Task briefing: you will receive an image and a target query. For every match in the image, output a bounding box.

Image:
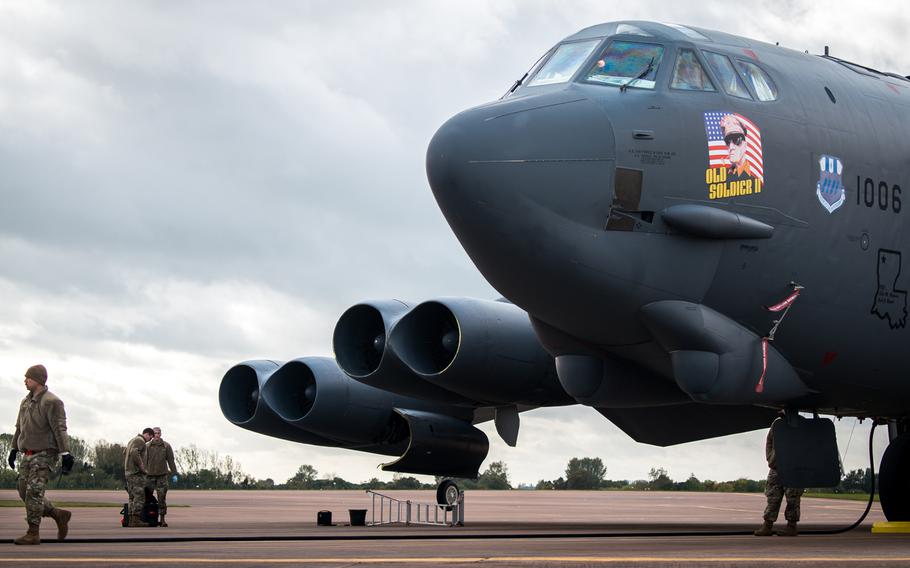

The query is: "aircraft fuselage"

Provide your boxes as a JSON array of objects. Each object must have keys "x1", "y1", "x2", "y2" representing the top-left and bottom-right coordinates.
[{"x1": 427, "y1": 21, "x2": 910, "y2": 416}]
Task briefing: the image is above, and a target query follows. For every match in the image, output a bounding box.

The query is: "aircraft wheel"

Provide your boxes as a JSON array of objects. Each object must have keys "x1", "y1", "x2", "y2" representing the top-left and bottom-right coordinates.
[
  {"x1": 880, "y1": 432, "x2": 910, "y2": 521},
  {"x1": 436, "y1": 479, "x2": 460, "y2": 511}
]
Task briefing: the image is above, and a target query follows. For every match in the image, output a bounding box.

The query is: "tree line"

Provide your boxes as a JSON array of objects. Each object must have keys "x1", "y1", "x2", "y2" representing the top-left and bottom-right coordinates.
[
  {"x1": 533, "y1": 458, "x2": 874, "y2": 494},
  {"x1": 1, "y1": 434, "x2": 872, "y2": 493},
  {"x1": 0, "y1": 432, "x2": 250, "y2": 490}
]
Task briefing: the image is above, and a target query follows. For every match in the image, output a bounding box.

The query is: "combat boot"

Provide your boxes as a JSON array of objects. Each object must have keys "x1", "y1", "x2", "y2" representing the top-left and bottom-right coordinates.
[
  {"x1": 13, "y1": 524, "x2": 40, "y2": 545},
  {"x1": 753, "y1": 520, "x2": 774, "y2": 536},
  {"x1": 777, "y1": 521, "x2": 798, "y2": 536},
  {"x1": 159, "y1": 513, "x2": 168, "y2": 527},
  {"x1": 48, "y1": 508, "x2": 72, "y2": 540}
]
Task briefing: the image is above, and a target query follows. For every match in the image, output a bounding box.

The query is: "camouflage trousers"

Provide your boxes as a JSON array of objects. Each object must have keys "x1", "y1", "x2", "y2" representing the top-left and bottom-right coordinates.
[
  {"x1": 146, "y1": 474, "x2": 169, "y2": 514},
  {"x1": 125, "y1": 474, "x2": 147, "y2": 516},
  {"x1": 17, "y1": 451, "x2": 57, "y2": 526},
  {"x1": 763, "y1": 469, "x2": 804, "y2": 523}
]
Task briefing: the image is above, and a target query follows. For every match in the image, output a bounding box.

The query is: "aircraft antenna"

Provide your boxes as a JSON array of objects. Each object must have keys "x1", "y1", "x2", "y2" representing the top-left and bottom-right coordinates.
[{"x1": 825, "y1": 46, "x2": 830, "y2": 56}]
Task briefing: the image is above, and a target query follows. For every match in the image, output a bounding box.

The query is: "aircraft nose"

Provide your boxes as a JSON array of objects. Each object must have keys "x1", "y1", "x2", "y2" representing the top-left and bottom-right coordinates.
[{"x1": 426, "y1": 94, "x2": 616, "y2": 237}]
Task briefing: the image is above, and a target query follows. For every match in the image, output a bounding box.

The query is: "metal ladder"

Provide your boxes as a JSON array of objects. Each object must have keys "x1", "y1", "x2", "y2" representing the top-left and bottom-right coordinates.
[{"x1": 366, "y1": 489, "x2": 464, "y2": 527}]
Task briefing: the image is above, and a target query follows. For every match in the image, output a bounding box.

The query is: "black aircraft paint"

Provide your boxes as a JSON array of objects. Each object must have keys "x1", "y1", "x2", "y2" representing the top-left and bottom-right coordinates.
[{"x1": 221, "y1": 22, "x2": 910, "y2": 522}]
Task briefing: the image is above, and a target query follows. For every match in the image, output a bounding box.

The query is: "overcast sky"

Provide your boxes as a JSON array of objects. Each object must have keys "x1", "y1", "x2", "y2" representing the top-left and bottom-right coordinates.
[{"x1": 0, "y1": 1, "x2": 903, "y2": 486}]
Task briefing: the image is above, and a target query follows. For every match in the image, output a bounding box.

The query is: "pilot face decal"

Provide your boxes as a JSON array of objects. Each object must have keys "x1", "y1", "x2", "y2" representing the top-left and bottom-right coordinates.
[
  {"x1": 816, "y1": 155, "x2": 845, "y2": 213},
  {"x1": 704, "y1": 111, "x2": 764, "y2": 200}
]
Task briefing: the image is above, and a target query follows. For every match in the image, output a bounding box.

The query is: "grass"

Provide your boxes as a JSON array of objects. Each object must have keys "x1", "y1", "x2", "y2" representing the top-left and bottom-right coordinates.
[
  {"x1": 802, "y1": 492, "x2": 878, "y2": 502},
  {"x1": 1, "y1": 500, "x2": 122, "y2": 508},
  {"x1": 0, "y1": 500, "x2": 189, "y2": 508}
]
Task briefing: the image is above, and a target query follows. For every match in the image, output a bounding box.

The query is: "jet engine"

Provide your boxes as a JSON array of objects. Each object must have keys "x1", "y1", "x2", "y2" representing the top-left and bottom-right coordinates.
[
  {"x1": 390, "y1": 298, "x2": 572, "y2": 406},
  {"x1": 333, "y1": 300, "x2": 471, "y2": 404},
  {"x1": 221, "y1": 357, "x2": 489, "y2": 477},
  {"x1": 262, "y1": 356, "x2": 477, "y2": 456},
  {"x1": 219, "y1": 360, "x2": 339, "y2": 446}
]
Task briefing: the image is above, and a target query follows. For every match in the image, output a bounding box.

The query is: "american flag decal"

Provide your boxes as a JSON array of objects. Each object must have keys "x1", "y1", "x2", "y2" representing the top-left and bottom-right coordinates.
[{"x1": 704, "y1": 111, "x2": 764, "y2": 182}]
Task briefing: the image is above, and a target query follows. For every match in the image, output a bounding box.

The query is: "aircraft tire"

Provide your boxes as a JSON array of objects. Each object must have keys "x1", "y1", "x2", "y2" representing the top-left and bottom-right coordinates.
[
  {"x1": 436, "y1": 479, "x2": 459, "y2": 511},
  {"x1": 879, "y1": 432, "x2": 910, "y2": 521}
]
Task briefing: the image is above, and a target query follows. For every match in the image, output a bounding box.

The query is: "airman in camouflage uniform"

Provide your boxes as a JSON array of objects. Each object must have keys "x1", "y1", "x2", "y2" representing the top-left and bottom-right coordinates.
[
  {"x1": 146, "y1": 426, "x2": 178, "y2": 527},
  {"x1": 755, "y1": 416, "x2": 804, "y2": 536},
  {"x1": 7, "y1": 364, "x2": 74, "y2": 545},
  {"x1": 124, "y1": 428, "x2": 154, "y2": 527}
]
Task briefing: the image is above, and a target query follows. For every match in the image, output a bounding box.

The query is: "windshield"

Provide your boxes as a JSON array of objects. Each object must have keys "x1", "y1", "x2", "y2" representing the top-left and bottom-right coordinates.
[
  {"x1": 584, "y1": 41, "x2": 664, "y2": 89},
  {"x1": 526, "y1": 40, "x2": 601, "y2": 87}
]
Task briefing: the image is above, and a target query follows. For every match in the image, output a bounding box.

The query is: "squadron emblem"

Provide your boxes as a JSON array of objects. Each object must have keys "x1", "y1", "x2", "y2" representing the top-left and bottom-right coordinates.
[{"x1": 816, "y1": 155, "x2": 845, "y2": 213}]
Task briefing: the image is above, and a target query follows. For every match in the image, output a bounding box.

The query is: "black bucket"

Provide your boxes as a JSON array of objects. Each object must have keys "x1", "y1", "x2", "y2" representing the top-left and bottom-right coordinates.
[
  {"x1": 317, "y1": 510, "x2": 332, "y2": 526},
  {"x1": 349, "y1": 508, "x2": 367, "y2": 526}
]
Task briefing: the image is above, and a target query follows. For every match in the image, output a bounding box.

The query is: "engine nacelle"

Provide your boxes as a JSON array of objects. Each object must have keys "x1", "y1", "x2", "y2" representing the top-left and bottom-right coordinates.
[
  {"x1": 390, "y1": 298, "x2": 571, "y2": 406},
  {"x1": 333, "y1": 300, "x2": 471, "y2": 404},
  {"x1": 381, "y1": 408, "x2": 489, "y2": 479},
  {"x1": 261, "y1": 356, "x2": 474, "y2": 455},
  {"x1": 218, "y1": 360, "x2": 338, "y2": 446}
]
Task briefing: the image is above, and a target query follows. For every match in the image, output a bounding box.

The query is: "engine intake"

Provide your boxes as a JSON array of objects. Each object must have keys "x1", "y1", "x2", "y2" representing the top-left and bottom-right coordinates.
[
  {"x1": 391, "y1": 298, "x2": 571, "y2": 405},
  {"x1": 262, "y1": 356, "x2": 473, "y2": 453},
  {"x1": 333, "y1": 300, "x2": 471, "y2": 404},
  {"x1": 218, "y1": 360, "x2": 336, "y2": 446}
]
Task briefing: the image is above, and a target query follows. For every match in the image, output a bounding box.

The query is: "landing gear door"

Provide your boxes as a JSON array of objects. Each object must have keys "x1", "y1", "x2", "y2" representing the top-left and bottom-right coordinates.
[
  {"x1": 773, "y1": 416, "x2": 841, "y2": 488},
  {"x1": 605, "y1": 167, "x2": 644, "y2": 231}
]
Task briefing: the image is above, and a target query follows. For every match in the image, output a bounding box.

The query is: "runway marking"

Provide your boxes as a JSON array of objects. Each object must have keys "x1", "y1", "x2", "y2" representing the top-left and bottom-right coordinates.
[
  {"x1": 696, "y1": 505, "x2": 756, "y2": 513},
  {"x1": 3, "y1": 557, "x2": 910, "y2": 564}
]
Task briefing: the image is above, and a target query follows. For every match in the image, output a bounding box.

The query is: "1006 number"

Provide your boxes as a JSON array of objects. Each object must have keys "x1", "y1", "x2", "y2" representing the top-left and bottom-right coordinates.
[{"x1": 856, "y1": 176, "x2": 902, "y2": 213}]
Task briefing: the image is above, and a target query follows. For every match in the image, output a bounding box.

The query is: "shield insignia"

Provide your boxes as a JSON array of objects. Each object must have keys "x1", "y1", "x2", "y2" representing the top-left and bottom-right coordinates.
[{"x1": 816, "y1": 155, "x2": 845, "y2": 213}]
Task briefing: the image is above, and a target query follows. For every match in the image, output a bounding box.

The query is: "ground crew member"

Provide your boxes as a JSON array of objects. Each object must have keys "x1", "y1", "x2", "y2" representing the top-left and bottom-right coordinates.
[
  {"x1": 755, "y1": 415, "x2": 804, "y2": 536},
  {"x1": 146, "y1": 426, "x2": 178, "y2": 527},
  {"x1": 7, "y1": 364, "x2": 75, "y2": 545},
  {"x1": 124, "y1": 427, "x2": 154, "y2": 527}
]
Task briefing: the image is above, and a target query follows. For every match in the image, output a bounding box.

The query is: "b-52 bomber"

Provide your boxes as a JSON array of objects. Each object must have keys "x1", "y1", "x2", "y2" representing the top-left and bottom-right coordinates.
[{"x1": 220, "y1": 21, "x2": 910, "y2": 521}]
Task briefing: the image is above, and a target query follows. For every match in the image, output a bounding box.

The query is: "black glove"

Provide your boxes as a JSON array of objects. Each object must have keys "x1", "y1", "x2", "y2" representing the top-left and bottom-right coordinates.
[
  {"x1": 61, "y1": 454, "x2": 75, "y2": 475},
  {"x1": 7, "y1": 449, "x2": 16, "y2": 469}
]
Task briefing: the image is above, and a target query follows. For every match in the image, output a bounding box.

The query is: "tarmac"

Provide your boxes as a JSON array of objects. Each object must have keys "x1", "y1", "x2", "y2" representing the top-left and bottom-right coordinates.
[{"x1": 2, "y1": 489, "x2": 909, "y2": 567}]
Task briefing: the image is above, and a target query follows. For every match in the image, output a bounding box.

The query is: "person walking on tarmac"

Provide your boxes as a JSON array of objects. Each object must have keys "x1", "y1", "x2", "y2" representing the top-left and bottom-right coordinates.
[
  {"x1": 146, "y1": 426, "x2": 178, "y2": 527},
  {"x1": 755, "y1": 414, "x2": 804, "y2": 536},
  {"x1": 124, "y1": 427, "x2": 154, "y2": 527},
  {"x1": 7, "y1": 364, "x2": 75, "y2": 545}
]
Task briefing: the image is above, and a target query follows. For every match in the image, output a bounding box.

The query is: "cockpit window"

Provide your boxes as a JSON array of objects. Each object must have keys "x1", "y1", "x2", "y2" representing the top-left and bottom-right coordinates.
[
  {"x1": 670, "y1": 49, "x2": 716, "y2": 92},
  {"x1": 526, "y1": 40, "x2": 600, "y2": 87},
  {"x1": 662, "y1": 23, "x2": 709, "y2": 41},
  {"x1": 615, "y1": 24, "x2": 652, "y2": 37},
  {"x1": 702, "y1": 51, "x2": 752, "y2": 99},
  {"x1": 585, "y1": 41, "x2": 664, "y2": 89},
  {"x1": 736, "y1": 60, "x2": 778, "y2": 101}
]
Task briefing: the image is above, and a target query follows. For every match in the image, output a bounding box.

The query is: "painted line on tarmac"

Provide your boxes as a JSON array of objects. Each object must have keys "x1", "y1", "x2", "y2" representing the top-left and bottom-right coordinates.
[
  {"x1": 695, "y1": 505, "x2": 756, "y2": 514},
  {"x1": 3, "y1": 558, "x2": 910, "y2": 564}
]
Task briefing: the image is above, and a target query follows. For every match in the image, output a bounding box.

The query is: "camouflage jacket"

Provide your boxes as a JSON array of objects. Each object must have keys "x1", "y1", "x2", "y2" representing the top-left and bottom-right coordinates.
[
  {"x1": 13, "y1": 387, "x2": 69, "y2": 453},
  {"x1": 146, "y1": 438, "x2": 178, "y2": 476},
  {"x1": 124, "y1": 435, "x2": 148, "y2": 476},
  {"x1": 766, "y1": 418, "x2": 780, "y2": 470}
]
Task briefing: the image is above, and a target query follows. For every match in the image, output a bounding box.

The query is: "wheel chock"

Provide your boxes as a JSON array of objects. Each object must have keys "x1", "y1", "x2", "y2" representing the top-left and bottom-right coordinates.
[{"x1": 872, "y1": 522, "x2": 910, "y2": 533}]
